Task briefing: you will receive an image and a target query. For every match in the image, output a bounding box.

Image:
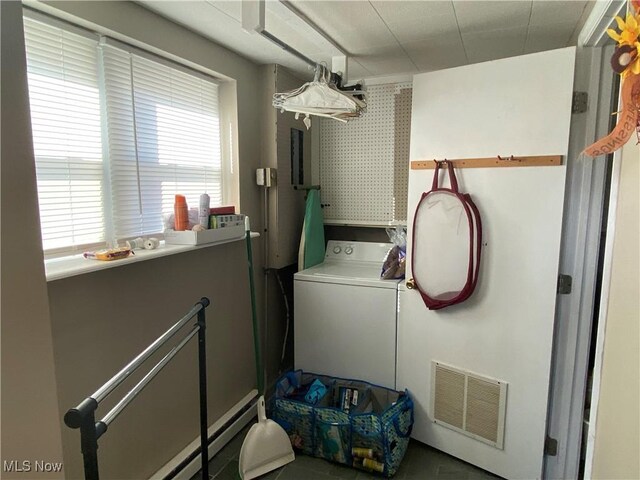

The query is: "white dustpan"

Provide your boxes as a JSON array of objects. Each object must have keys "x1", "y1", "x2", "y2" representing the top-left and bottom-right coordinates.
[{"x1": 239, "y1": 396, "x2": 295, "y2": 479}]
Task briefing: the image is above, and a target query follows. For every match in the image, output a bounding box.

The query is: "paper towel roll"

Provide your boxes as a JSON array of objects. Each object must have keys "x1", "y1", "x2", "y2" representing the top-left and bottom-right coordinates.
[
  {"x1": 144, "y1": 237, "x2": 159, "y2": 250},
  {"x1": 126, "y1": 237, "x2": 145, "y2": 250}
]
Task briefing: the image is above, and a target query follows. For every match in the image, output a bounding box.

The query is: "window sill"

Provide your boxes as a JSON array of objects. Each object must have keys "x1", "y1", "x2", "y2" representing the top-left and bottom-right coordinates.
[{"x1": 45, "y1": 232, "x2": 260, "y2": 282}]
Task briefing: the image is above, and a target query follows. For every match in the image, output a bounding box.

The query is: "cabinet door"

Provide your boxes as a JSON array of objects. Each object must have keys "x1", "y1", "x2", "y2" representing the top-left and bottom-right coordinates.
[{"x1": 399, "y1": 47, "x2": 575, "y2": 479}]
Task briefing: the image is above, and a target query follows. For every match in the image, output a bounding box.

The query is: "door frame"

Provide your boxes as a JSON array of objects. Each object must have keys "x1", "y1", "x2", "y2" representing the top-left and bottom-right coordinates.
[
  {"x1": 582, "y1": 124, "x2": 625, "y2": 480},
  {"x1": 544, "y1": 2, "x2": 624, "y2": 478}
]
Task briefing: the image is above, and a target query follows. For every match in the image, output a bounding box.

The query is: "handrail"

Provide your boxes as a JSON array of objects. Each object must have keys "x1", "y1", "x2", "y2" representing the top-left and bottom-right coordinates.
[{"x1": 64, "y1": 297, "x2": 211, "y2": 480}]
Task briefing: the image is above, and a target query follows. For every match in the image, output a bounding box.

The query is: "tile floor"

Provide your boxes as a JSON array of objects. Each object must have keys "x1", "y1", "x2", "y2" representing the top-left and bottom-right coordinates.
[{"x1": 192, "y1": 422, "x2": 501, "y2": 480}]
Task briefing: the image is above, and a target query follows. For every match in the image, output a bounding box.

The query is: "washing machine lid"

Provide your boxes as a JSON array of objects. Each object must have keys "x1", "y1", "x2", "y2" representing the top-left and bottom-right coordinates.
[{"x1": 295, "y1": 260, "x2": 400, "y2": 289}]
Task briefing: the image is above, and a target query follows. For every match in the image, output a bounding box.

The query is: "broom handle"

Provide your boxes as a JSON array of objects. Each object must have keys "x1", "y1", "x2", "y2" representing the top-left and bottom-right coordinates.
[
  {"x1": 257, "y1": 396, "x2": 267, "y2": 422},
  {"x1": 245, "y1": 218, "x2": 265, "y2": 395}
]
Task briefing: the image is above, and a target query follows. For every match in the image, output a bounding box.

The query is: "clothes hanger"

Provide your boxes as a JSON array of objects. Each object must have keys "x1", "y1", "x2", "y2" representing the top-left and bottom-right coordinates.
[{"x1": 272, "y1": 63, "x2": 366, "y2": 128}]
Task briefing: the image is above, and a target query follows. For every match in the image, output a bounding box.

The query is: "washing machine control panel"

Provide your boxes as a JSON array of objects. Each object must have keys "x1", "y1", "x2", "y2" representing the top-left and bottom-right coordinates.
[{"x1": 325, "y1": 241, "x2": 392, "y2": 262}]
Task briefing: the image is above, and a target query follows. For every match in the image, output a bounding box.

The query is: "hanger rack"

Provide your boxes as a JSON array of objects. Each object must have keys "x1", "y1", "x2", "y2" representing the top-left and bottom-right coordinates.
[
  {"x1": 410, "y1": 155, "x2": 562, "y2": 170},
  {"x1": 64, "y1": 298, "x2": 212, "y2": 480},
  {"x1": 272, "y1": 64, "x2": 365, "y2": 127},
  {"x1": 259, "y1": 29, "x2": 317, "y2": 69}
]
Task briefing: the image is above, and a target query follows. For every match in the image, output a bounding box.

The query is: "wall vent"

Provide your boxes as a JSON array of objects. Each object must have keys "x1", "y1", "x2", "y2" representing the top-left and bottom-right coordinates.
[{"x1": 431, "y1": 362, "x2": 507, "y2": 449}]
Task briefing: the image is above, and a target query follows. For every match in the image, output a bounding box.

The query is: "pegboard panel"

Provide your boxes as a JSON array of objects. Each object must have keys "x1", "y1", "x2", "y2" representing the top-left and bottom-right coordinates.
[{"x1": 319, "y1": 82, "x2": 412, "y2": 225}]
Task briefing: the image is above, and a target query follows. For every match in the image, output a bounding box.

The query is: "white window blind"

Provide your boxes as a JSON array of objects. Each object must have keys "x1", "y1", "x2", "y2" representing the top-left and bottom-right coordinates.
[
  {"x1": 24, "y1": 17, "x2": 105, "y2": 252},
  {"x1": 101, "y1": 44, "x2": 222, "y2": 239},
  {"x1": 24, "y1": 15, "x2": 223, "y2": 254}
]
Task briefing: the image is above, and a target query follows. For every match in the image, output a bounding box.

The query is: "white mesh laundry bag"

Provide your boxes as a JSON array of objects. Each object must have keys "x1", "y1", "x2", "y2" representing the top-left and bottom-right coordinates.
[{"x1": 411, "y1": 161, "x2": 482, "y2": 310}]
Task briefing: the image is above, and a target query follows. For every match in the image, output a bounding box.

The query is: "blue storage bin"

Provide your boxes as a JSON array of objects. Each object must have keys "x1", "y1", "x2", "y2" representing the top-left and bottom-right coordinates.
[{"x1": 271, "y1": 370, "x2": 413, "y2": 477}]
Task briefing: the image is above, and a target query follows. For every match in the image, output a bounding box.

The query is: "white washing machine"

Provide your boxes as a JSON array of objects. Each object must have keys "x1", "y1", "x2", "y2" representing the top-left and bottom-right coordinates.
[{"x1": 294, "y1": 241, "x2": 400, "y2": 389}]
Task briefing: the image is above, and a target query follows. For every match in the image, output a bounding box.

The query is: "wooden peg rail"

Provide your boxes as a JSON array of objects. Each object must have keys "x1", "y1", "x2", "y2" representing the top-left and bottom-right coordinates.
[{"x1": 410, "y1": 155, "x2": 563, "y2": 170}]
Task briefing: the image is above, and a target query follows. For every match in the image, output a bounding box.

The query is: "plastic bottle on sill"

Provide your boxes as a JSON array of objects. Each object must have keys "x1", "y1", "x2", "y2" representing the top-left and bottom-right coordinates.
[
  {"x1": 199, "y1": 193, "x2": 210, "y2": 229},
  {"x1": 174, "y1": 194, "x2": 189, "y2": 231}
]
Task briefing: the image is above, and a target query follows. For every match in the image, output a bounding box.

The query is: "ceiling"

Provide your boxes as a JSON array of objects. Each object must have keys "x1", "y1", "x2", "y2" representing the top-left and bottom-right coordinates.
[{"x1": 139, "y1": 0, "x2": 595, "y2": 81}]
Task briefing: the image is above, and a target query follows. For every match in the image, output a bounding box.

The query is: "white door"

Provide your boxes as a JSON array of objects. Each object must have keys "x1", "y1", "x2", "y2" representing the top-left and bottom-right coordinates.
[{"x1": 397, "y1": 48, "x2": 575, "y2": 479}]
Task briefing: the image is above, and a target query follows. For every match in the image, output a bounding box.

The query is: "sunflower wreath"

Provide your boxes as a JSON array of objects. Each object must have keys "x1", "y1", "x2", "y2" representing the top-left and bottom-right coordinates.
[{"x1": 584, "y1": 1, "x2": 640, "y2": 157}]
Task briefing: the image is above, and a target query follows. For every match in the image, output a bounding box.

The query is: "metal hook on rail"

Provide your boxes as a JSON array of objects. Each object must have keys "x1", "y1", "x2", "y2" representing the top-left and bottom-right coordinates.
[{"x1": 497, "y1": 155, "x2": 521, "y2": 162}]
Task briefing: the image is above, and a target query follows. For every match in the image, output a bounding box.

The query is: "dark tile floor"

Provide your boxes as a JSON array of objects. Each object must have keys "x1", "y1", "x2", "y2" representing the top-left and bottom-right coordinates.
[{"x1": 192, "y1": 421, "x2": 501, "y2": 480}]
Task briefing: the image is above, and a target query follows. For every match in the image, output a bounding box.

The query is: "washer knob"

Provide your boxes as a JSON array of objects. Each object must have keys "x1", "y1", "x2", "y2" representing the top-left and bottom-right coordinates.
[
  {"x1": 344, "y1": 246, "x2": 353, "y2": 255},
  {"x1": 332, "y1": 245, "x2": 342, "y2": 254}
]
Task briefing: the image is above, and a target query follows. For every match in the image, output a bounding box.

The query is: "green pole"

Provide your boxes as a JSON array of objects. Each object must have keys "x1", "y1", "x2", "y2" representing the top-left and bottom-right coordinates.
[{"x1": 245, "y1": 223, "x2": 264, "y2": 395}]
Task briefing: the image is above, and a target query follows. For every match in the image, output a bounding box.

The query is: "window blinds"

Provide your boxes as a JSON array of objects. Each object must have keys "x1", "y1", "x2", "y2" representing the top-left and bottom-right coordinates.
[
  {"x1": 24, "y1": 16, "x2": 223, "y2": 253},
  {"x1": 101, "y1": 44, "x2": 222, "y2": 239},
  {"x1": 24, "y1": 17, "x2": 105, "y2": 252}
]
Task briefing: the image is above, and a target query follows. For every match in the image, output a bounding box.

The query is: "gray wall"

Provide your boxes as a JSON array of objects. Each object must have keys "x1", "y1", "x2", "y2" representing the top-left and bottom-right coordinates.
[
  {"x1": 1, "y1": 1, "x2": 280, "y2": 478},
  {"x1": 47, "y1": 242, "x2": 256, "y2": 479},
  {"x1": 1, "y1": 2, "x2": 65, "y2": 478}
]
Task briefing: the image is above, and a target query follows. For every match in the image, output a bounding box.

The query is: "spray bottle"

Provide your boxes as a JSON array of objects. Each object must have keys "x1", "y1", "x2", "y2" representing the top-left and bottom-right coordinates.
[{"x1": 199, "y1": 193, "x2": 210, "y2": 229}]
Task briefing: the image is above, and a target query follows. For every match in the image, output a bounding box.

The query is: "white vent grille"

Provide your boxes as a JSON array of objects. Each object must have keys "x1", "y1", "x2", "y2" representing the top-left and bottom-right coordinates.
[
  {"x1": 432, "y1": 362, "x2": 507, "y2": 449},
  {"x1": 466, "y1": 377, "x2": 501, "y2": 443},
  {"x1": 434, "y1": 365, "x2": 465, "y2": 429}
]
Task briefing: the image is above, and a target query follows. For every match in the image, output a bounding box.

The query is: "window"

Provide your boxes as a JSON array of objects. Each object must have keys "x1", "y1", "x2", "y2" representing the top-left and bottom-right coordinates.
[
  {"x1": 24, "y1": 15, "x2": 223, "y2": 255},
  {"x1": 24, "y1": 17, "x2": 105, "y2": 252}
]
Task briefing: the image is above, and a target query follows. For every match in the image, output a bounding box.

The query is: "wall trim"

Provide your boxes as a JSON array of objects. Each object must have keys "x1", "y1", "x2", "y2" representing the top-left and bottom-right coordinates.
[
  {"x1": 152, "y1": 389, "x2": 258, "y2": 480},
  {"x1": 579, "y1": 0, "x2": 626, "y2": 47}
]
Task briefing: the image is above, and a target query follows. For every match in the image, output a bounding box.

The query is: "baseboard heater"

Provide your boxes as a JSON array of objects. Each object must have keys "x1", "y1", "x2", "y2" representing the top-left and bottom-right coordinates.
[{"x1": 153, "y1": 389, "x2": 259, "y2": 480}]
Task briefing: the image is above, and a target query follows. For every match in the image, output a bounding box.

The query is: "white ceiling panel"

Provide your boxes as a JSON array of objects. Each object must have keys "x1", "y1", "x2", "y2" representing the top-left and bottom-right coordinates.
[
  {"x1": 292, "y1": 1, "x2": 398, "y2": 53},
  {"x1": 137, "y1": 0, "x2": 593, "y2": 81},
  {"x1": 348, "y1": 59, "x2": 373, "y2": 80},
  {"x1": 525, "y1": 23, "x2": 575, "y2": 54},
  {"x1": 139, "y1": 0, "x2": 339, "y2": 75},
  {"x1": 453, "y1": 1, "x2": 532, "y2": 33},
  {"x1": 356, "y1": 56, "x2": 417, "y2": 76},
  {"x1": 140, "y1": 1, "x2": 266, "y2": 64},
  {"x1": 403, "y1": 34, "x2": 468, "y2": 72},
  {"x1": 354, "y1": 43, "x2": 417, "y2": 76},
  {"x1": 370, "y1": 1, "x2": 459, "y2": 44},
  {"x1": 462, "y1": 26, "x2": 526, "y2": 64},
  {"x1": 529, "y1": 1, "x2": 590, "y2": 27}
]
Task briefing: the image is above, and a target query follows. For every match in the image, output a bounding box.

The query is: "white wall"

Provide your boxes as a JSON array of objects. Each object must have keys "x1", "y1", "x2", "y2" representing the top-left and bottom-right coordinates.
[
  {"x1": 1, "y1": 1, "x2": 65, "y2": 477},
  {"x1": 591, "y1": 137, "x2": 640, "y2": 479},
  {"x1": 1, "y1": 2, "x2": 276, "y2": 478}
]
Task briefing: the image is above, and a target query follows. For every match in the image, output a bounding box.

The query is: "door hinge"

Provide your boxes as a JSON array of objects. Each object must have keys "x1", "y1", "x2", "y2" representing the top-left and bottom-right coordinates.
[
  {"x1": 545, "y1": 436, "x2": 558, "y2": 456},
  {"x1": 572, "y1": 91, "x2": 588, "y2": 114},
  {"x1": 557, "y1": 274, "x2": 572, "y2": 294}
]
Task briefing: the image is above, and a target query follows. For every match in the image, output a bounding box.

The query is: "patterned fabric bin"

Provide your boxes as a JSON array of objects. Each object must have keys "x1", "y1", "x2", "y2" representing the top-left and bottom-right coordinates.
[{"x1": 271, "y1": 370, "x2": 414, "y2": 477}]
